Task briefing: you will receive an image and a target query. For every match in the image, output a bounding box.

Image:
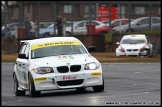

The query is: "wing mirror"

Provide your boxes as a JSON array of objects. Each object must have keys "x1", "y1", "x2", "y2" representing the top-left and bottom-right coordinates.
[
  {"x1": 88, "y1": 46, "x2": 96, "y2": 52},
  {"x1": 18, "y1": 54, "x2": 28, "y2": 59}
]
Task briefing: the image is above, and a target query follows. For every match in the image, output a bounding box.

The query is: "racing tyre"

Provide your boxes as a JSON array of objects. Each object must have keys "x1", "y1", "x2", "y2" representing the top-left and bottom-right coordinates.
[
  {"x1": 93, "y1": 78, "x2": 104, "y2": 92},
  {"x1": 14, "y1": 74, "x2": 25, "y2": 96},
  {"x1": 76, "y1": 87, "x2": 86, "y2": 92},
  {"x1": 29, "y1": 74, "x2": 41, "y2": 97}
]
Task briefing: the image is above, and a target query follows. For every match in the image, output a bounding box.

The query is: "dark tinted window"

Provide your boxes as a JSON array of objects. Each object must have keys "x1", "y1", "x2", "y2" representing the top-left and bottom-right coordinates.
[{"x1": 77, "y1": 22, "x2": 84, "y2": 27}]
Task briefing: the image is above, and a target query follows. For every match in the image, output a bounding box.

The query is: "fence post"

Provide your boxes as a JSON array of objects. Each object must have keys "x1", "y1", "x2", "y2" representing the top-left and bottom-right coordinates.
[
  {"x1": 149, "y1": 2, "x2": 152, "y2": 31},
  {"x1": 89, "y1": 3, "x2": 92, "y2": 35},
  {"x1": 71, "y1": 2, "x2": 74, "y2": 36},
  {"x1": 109, "y1": 2, "x2": 112, "y2": 33},
  {"x1": 53, "y1": 2, "x2": 56, "y2": 36},
  {"x1": 128, "y1": 2, "x2": 131, "y2": 32}
]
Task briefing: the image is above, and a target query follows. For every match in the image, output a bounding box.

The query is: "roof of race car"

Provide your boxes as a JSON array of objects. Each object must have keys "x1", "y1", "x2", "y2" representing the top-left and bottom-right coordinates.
[
  {"x1": 24, "y1": 37, "x2": 81, "y2": 45},
  {"x1": 122, "y1": 34, "x2": 146, "y2": 39}
]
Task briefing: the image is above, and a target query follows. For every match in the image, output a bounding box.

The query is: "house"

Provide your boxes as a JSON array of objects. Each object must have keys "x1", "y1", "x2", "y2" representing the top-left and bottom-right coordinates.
[{"x1": 2, "y1": 1, "x2": 161, "y2": 24}]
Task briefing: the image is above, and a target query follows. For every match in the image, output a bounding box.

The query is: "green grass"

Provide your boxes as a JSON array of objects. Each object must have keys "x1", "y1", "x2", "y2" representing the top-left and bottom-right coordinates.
[{"x1": 1, "y1": 53, "x2": 18, "y2": 62}]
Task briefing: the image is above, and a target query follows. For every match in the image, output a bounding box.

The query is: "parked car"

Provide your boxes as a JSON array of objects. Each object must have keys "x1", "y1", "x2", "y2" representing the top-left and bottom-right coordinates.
[
  {"x1": 39, "y1": 22, "x2": 53, "y2": 29},
  {"x1": 39, "y1": 23, "x2": 56, "y2": 37},
  {"x1": 42, "y1": 20, "x2": 108, "y2": 36},
  {"x1": 1, "y1": 23, "x2": 20, "y2": 38},
  {"x1": 65, "y1": 20, "x2": 107, "y2": 36},
  {"x1": 13, "y1": 37, "x2": 104, "y2": 97},
  {"x1": 40, "y1": 21, "x2": 79, "y2": 37},
  {"x1": 111, "y1": 17, "x2": 161, "y2": 33},
  {"x1": 102, "y1": 18, "x2": 132, "y2": 28},
  {"x1": 115, "y1": 34, "x2": 153, "y2": 57}
]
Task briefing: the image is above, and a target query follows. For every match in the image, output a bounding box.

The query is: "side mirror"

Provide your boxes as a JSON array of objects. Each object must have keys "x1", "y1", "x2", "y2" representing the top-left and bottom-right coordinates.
[
  {"x1": 18, "y1": 54, "x2": 28, "y2": 59},
  {"x1": 88, "y1": 46, "x2": 96, "y2": 52}
]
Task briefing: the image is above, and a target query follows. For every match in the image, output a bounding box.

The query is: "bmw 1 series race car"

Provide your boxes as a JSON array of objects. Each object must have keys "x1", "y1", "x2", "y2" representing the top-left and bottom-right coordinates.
[{"x1": 13, "y1": 37, "x2": 104, "y2": 97}]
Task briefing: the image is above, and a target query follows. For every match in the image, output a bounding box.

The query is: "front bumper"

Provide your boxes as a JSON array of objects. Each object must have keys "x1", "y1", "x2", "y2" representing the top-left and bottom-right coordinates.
[
  {"x1": 116, "y1": 49, "x2": 148, "y2": 56},
  {"x1": 33, "y1": 71, "x2": 103, "y2": 91}
]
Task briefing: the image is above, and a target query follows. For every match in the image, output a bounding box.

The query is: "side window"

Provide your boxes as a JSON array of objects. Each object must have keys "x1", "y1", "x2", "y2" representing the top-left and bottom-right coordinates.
[
  {"x1": 10, "y1": 25, "x2": 15, "y2": 30},
  {"x1": 24, "y1": 44, "x2": 30, "y2": 58},
  {"x1": 91, "y1": 21, "x2": 100, "y2": 26},
  {"x1": 141, "y1": 18, "x2": 149, "y2": 25},
  {"x1": 77, "y1": 22, "x2": 84, "y2": 27},
  {"x1": 19, "y1": 44, "x2": 27, "y2": 54},
  {"x1": 112, "y1": 21, "x2": 119, "y2": 27},
  {"x1": 85, "y1": 21, "x2": 100, "y2": 26},
  {"x1": 121, "y1": 20, "x2": 128, "y2": 25},
  {"x1": 152, "y1": 18, "x2": 160, "y2": 24}
]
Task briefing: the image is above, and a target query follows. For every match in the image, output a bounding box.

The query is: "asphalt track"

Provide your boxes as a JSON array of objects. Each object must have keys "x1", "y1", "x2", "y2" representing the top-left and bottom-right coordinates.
[{"x1": 1, "y1": 63, "x2": 161, "y2": 106}]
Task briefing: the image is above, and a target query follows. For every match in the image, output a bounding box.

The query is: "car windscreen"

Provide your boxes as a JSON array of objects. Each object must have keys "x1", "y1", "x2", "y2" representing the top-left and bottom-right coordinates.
[
  {"x1": 31, "y1": 43, "x2": 87, "y2": 59},
  {"x1": 121, "y1": 38, "x2": 146, "y2": 44}
]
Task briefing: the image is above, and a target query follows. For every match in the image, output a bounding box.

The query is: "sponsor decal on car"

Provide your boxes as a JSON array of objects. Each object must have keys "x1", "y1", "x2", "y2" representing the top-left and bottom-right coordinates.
[
  {"x1": 31, "y1": 40, "x2": 81, "y2": 50},
  {"x1": 47, "y1": 77, "x2": 55, "y2": 84},
  {"x1": 91, "y1": 72, "x2": 102, "y2": 76},
  {"x1": 62, "y1": 75, "x2": 77, "y2": 80},
  {"x1": 34, "y1": 77, "x2": 47, "y2": 82},
  {"x1": 136, "y1": 38, "x2": 145, "y2": 40},
  {"x1": 58, "y1": 55, "x2": 75, "y2": 60},
  {"x1": 47, "y1": 77, "x2": 53, "y2": 80}
]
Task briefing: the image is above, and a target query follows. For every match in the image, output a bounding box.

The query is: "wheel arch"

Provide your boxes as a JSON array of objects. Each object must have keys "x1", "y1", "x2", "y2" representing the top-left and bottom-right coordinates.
[
  {"x1": 28, "y1": 71, "x2": 33, "y2": 80},
  {"x1": 13, "y1": 72, "x2": 15, "y2": 79}
]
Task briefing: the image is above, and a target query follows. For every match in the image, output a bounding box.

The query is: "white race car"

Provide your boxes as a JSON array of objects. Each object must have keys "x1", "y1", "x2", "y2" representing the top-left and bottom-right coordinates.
[
  {"x1": 115, "y1": 34, "x2": 153, "y2": 57},
  {"x1": 13, "y1": 37, "x2": 104, "y2": 97}
]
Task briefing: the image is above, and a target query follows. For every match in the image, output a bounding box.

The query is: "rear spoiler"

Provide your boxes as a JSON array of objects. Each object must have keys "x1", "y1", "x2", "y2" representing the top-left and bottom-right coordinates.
[{"x1": 20, "y1": 40, "x2": 28, "y2": 46}]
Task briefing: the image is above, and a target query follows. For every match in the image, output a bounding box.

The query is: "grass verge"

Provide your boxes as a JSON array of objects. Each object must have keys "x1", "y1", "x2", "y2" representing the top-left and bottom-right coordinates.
[
  {"x1": 1, "y1": 52, "x2": 160, "y2": 63},
  {"x1": 91, "y1": 52, "x2": 160, "y2": 63}
]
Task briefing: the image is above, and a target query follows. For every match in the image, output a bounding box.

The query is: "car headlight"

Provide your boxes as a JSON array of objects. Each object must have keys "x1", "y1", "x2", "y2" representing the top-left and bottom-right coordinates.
[
  {"x1": 34, "y1": 67, "x2": 54, "y2": 74},
  {"x1": 140, "y1": 44, "x2": 150, "y2": 52},
  {"x1": 84, "y1": 62, "x2": 100, "y2": 70}
]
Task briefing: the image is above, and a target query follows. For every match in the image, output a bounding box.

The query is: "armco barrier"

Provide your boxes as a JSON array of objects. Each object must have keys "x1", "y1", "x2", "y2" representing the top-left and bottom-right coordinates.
[
  {"x1": 73, "y1": 35, "x2": 105, "y2": 52},
  {"x1": 2, "y1": 35, "x2": 105, "y2": 54}
]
